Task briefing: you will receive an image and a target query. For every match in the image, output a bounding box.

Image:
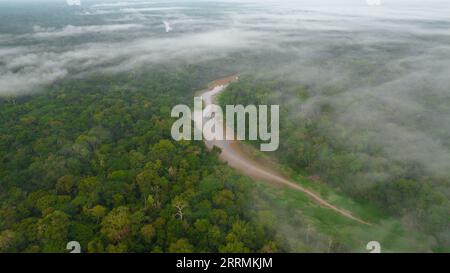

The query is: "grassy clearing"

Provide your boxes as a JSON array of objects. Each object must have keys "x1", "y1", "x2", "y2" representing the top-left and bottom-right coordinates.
[{"x1": 252, "y1": 175, "x2": 434, "y2": 252}]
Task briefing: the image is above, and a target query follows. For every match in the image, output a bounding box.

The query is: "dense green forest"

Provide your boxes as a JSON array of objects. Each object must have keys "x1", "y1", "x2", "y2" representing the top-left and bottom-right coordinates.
[
  {"x1": 1, "y1": 67, "x2": 448, "y2": 253},
  {"x1": 0, "y1": 69, "x2": 283, "y2": 253},
  {"x1": 220, "y1": 76, "x2": 450, "y2": 252},
  {"x1": 1, "y1": 0, "x2": 449, "y2": 254}
]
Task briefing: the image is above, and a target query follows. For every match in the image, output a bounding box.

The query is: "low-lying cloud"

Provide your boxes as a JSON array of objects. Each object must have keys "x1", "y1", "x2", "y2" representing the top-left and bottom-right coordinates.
[
  {"x1": 2, "y1": 0, "x2": 450, "y2": 179},
  {"x1": 32, "y1": 23, "x2": 144, "y2": 38}
]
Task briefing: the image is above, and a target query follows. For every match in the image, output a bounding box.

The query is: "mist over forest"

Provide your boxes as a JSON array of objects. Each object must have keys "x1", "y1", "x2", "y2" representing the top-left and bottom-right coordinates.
[{"x1": 0, "y1": 0, "x2": 449, "y2": 252}]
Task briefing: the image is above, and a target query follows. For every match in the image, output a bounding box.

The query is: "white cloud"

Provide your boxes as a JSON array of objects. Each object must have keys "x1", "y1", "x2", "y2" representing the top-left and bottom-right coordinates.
[{"x1": 32, "y1": 24, "x2": 144, "y2": 38}]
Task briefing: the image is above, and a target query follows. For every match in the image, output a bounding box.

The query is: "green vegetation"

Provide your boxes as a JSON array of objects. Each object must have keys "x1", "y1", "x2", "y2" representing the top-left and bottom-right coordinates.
[
  {"x1": 0, "y1": 69, "x2": 281, "y2": 253},
  {"x1": 220, "y1": 76, "x2": 450, "y2": 252},
  {"x1": 1, "y1": 0, "x2": 449, "y2": 254},
  {"x1": 1, "y1": 68, "x2": 448, "y2": 253}
]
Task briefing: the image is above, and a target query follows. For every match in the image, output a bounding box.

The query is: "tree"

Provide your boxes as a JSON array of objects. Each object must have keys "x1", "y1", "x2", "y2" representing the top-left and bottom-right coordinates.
[
  {"x1": 149, "y1": 139, "x2": 176, "y2": 164},
  {"x1": 219, "y1": 241, "x2": 250, "y2": 253},
  {"x1": 141, "y1": 224, "x2": 155, "y2": 243},
  {"x1": 0, "y1": 230, "x2": 17, "y2": 253},
  {"x1": 89, "y1": 205, "x2": 107, "y2": 223},
  {"x1": 136, "y1": 169, "x2": 158, "y2": 196},
  {"x1": 76, "y1": 177, "x2": 101, "y2": 207},
  {"x1": 37, "y1": 211, "x2": 70, "y2": 252},
  {"x1": 87, "y1": 238, "x2": 104, "y2": 253},
  {"x1": 0, "y1": 72, "x2": 288, "y2": 253},
  {"x1": 213, "y1": 189, "x2": 234, "y2": 208},
  {"x1": 145, "y1": 194, "x2": 155, "y2": 209},
  {"x1": 172, "y1": 196, "x2": 187, "y2": 221},
  {"x1": 101, "y1": 207, "x2": 131, "y2": 243},
  {"x1": 70, "y1": 222, "x2": 94, "y2": 247},
  {"x1": 261, "y1": 241, "x2": 278, "y2": 253},
  {"x1": 56, "y1": 175, "x2": 76, "y2": 195}
]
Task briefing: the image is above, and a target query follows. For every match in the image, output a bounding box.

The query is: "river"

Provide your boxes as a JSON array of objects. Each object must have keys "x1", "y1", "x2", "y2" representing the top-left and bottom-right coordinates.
[{"x1": 196, "y1": 76, "x2": 368, "y2": 225}]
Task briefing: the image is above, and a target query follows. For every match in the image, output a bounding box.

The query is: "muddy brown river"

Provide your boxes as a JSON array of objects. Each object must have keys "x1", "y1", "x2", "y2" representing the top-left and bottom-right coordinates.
[{"x1": 196, "y1": 76, "x2": 368, "y2": 225}]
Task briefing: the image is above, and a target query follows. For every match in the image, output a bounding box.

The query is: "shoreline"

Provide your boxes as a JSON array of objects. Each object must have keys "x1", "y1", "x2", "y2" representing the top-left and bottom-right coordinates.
[{"x1": 198, "y1": 75, "x2": 369, "y2": 225}]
